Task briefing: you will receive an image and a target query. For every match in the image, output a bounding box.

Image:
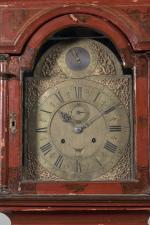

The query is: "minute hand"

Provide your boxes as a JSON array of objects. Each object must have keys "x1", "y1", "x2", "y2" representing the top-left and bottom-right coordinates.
[
  {"x1": 82, "y1": 111, "x2": 105, "y2": 129},
  {"x1": 82, "y1": 105, "x2": 118, "y2": 129}
]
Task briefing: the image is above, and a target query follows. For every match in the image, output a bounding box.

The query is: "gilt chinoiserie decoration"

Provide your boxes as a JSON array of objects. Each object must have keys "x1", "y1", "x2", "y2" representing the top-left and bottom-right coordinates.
[{"x1": 0, "y1": 1, "x2": 150, "y2": 225}]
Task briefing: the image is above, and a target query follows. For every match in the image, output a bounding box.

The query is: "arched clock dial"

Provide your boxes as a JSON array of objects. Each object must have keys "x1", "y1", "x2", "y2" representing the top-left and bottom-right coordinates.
[
  {"x1": 28, "y1": 79, "x2": 130, "y2": 181},
  {"x1": 34, "y1": 39, "x2": 123, "y2": 79}
]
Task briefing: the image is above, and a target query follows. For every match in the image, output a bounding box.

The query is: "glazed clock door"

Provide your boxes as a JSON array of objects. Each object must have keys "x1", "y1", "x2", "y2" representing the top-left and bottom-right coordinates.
[{"x1": 23, "y1": 39, "x2": 134, "y2": 185}]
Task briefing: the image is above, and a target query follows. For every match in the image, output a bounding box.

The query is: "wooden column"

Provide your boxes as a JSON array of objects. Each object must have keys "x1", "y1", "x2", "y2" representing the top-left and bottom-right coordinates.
[{"x1": 0, "y1": 55, "x2": 14, "y2": 193}]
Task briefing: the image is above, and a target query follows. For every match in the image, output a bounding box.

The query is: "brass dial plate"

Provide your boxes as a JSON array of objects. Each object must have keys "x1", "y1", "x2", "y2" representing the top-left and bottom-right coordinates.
[
  {"x1": 23, "y1": 39, "x2": 133, "y2": 182},
  {"x1": 24, "y1": 77, "x2": 133, "y2": 181}
]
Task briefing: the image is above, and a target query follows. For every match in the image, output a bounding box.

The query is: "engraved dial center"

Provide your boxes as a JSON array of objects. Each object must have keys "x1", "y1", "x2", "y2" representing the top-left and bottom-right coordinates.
[
  {"x1": 71, "y1": 103, "x2": 90, "y2": 123},
  {"x1": 50, "y1": 100, "x2": 106, "y2": 158}
]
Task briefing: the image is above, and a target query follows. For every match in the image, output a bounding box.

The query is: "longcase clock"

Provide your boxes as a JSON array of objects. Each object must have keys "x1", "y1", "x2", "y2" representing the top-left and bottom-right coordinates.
[{"x1": 0, "y1": 1, "x2": 150, "y2": 225}]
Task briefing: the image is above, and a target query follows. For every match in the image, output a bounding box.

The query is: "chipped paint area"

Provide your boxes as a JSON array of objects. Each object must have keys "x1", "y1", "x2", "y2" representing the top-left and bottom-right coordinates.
[
  {"x1": 21, "y1": 208, "x2": 50, "y2": 212},
  {"x1": 69, "y1": 14, "x2": 79, "y2": 22},
  {"x1": 0, "y1": 139, "x2": 5, "y2": 149},
  {"x1": 0, "y1": 5, "x2": 9, "y2": 8}
]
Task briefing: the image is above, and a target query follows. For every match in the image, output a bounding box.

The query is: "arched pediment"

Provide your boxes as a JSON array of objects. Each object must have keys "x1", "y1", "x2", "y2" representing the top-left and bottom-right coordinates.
[{"x1": 0, "y1": 3, "x2": 150, "y2": 54}]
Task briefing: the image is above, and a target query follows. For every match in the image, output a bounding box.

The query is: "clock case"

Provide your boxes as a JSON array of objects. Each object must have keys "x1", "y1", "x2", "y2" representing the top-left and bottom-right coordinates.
[{"x1": 0, "y1": 0, "x2": 150, "y2": 222}]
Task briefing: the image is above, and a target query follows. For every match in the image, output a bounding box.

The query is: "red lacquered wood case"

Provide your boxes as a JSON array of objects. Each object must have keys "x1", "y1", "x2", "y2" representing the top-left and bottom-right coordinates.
[{"x1": 0, "y1": 1, "x2": 150, "y2": 224}]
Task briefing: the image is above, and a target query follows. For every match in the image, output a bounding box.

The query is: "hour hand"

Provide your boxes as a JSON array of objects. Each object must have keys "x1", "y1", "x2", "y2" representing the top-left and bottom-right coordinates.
[{"x1": 59, "y1": 111, "x2": 72, "y2": 122}]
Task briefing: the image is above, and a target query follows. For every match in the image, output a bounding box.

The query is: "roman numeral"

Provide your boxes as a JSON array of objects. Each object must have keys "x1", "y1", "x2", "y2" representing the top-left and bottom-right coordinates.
[
  {"x1": 104, "y1": 106, "x2": 116, "y2": 114},
  {"x1": 104, "y1": 141, "x2": 117, "y2": 153},
  {"x1": 75, "y1": 87, "x2": 82, "y2": 99},
  {"x1": 55, "y1": 155, "x2": 63, "y2": 168},
  {"x1": 55, "y1": 91, "x2": 64, "y2": 103},
  {"x1": 93, "y1": 92, "x2": 101, "y2": 102},
  {"x1": 40, "y1": 142, "x2": 52, "y2": 155},
  {"x1": 109, "y1": 125, "x2": 122, "y2": 132},
  {"x1": 76, "y1": 160, "x2": 82, "y2": 173},
  {"x1": 40, "y1": 110, "x2": 52, "y2": 114},
  {"x1": 35, "y1": 127, "x2": 47, "y2": 132},
  {"x1": 96, "y1": 158, "x2": 103, "y2": 167}
]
